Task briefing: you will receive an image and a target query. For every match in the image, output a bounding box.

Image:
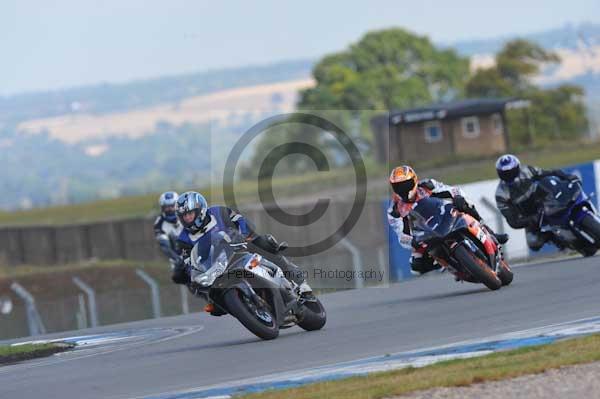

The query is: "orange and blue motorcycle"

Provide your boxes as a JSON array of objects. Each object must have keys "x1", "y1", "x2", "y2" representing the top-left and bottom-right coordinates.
[{"x1": 410, "y1": 196, "x2": 513, "y2": 291}]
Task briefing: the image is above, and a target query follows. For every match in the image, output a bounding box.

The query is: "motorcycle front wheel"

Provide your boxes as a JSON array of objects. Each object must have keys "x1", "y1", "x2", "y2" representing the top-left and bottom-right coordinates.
[
  {"x1": 224, "y1": 288, "x2": 279, "y2": 340},
  {"x1": 454, "y1": 245, "x2": 502, "y2": 291}
]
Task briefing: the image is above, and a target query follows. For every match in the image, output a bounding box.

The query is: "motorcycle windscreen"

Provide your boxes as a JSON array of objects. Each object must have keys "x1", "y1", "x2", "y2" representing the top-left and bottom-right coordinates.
[
  {"x1": 190, "y1": 233, "x2": 234, "y2": 286},
  {"x1": 190, "y1": 228, "x2": 239, "y2": 273},
  {"x1": 409, "y1": 197, "x2": 457, "y2": 241},
  {"x1": 537, "y1": 177, "x2": 582, "y2": 216}
]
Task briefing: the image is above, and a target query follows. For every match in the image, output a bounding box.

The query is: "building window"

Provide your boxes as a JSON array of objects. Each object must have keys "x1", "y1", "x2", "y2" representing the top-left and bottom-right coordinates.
[
  {"x1": 424, "y1": 121, "x2": 443, "y2": 143},
  {"x1": 492, "y1": 113, "x2": 503, "y2": 135},
  {"x1": 461, "y1": 116, "x2": 480, "y2": 138}
]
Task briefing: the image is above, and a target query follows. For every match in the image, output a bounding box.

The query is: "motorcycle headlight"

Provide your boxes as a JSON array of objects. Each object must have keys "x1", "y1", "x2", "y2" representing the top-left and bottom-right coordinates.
[{"x1": 193, "y1": 251, "x2": 228, "y2": 287}]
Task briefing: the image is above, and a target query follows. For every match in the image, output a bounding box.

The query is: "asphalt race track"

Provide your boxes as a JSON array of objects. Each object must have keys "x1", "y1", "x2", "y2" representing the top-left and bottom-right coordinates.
[{"x1": 1, "y1": 256, "x2": 599, "y2": 399}]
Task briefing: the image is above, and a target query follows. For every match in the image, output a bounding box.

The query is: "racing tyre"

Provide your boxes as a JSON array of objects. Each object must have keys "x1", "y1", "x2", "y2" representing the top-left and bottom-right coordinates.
[
  {"x1": 297, "y1": 298, "x2": 327, "y2": 331},
  {"x1": 497, "y1": 260, "x2": 513, "y2": 286},
  {"x1": 224, "y1": 288, "x2": 279, "y2": 340},
  {"x1": 454, "y1": 245, "x2": 502, "y2": 291},
  {"x1": 581, "y1": 214, "x2": 600, "y2": 255}
]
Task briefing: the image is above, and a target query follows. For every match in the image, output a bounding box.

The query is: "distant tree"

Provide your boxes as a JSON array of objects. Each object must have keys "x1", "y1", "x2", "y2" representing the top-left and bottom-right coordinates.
[
  {"x1": 510, "y1": 85, "x2": 588, "y2": 145},
  {"x1": 496, "y1": 39, "x2": 560, "y2": 88},
  {"x1": 464, "y1": 68, "x2": 514, "y2": 98},
  {"x1": 466, "y1": 39, "x2": 588, "y2": 147},
  {"x1": 299, "y1": 28, "x2": 470, "y2": 110},
  {"x1": 466, "y1": 40, "x2": 559, "y2": 96}
]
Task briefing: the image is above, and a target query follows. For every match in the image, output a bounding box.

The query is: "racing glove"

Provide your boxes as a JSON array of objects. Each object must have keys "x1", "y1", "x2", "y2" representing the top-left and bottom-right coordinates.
[
  {"x1": 453, "y1": 195, "x2": 469, "y2": 212},
  {"x1": 453, "y1": 195, "x2": 482, "y2": 220}
]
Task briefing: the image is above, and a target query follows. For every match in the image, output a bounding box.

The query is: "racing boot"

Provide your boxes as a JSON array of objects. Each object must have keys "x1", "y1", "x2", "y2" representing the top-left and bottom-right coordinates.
[
  {"x1": 204, "y1": 301, "x2": 227, "y2": 316},
  {"x1": 410, "y1": 252, "x2": 441, "y2": 276},
  {"x1": 495, "y1": 233, "x2": 509, "y2": 245},
  {"x1": 296, "y1": 281, "x2": 316, "y2": 301}
]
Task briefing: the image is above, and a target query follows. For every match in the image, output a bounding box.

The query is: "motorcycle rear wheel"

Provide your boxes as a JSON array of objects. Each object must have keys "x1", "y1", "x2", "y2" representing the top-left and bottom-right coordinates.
[
  {"x1": 454, "y1": 245, "x2": 502, "y2": 291},
  {"x1": 297, "y1": 298, "x2": 327, "y2": 331}
]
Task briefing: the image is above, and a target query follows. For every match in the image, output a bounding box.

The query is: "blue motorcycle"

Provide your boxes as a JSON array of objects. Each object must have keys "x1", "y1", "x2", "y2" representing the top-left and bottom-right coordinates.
[{"x1": 536, "y1": 176, "x2": 600, "y2": 256}]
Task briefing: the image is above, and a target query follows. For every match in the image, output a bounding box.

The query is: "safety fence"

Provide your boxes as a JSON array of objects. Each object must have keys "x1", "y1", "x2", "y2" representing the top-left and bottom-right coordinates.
[{"x1": 0, "y1": 269, "x2": 202, "y2": 340}]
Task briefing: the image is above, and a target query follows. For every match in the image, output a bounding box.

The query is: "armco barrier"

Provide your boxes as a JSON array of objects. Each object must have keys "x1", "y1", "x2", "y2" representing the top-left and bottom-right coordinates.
[
  {"x1": 121, "y1": 219, "x2": 157, "y2": 261},
  {"x1": 0, "y1": 201, "x2": 389, "y2": 275},
  {"x1": 55, "y1": 225, "x2": 89, "y2": 264},
  {"x1": 87, "y1": 221, "x2": 126, "y2": 260},
  {"x1": 0, "y1": 228, "x2": 24, "y2": 265},
  {"x1": 0, "y1": 219, "x2": 158, "y2": 266},
  {"x1": 20, "y1": 227, "x2": 57, "y2": 265}
]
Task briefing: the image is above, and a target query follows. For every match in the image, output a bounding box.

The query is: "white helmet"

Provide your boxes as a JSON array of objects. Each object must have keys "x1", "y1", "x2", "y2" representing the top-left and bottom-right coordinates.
[{"x1": 159, "y1": 191, "x2": 179, "y2": 222}]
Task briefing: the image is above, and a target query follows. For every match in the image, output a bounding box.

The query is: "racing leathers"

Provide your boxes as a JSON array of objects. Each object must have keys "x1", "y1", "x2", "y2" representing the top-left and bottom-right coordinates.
[
  {"x1": 495, "y1": 165, "x2": 578, "y2": 250},
  {"x1": 174, "y1": 205, "x2": 306, "y2": 287},
  {"x1": 153, "y1": 214, "x2": 183, "y2": 271},
  {"x1": 388, "y1": 179, "x2": 491, "y2": 275}
]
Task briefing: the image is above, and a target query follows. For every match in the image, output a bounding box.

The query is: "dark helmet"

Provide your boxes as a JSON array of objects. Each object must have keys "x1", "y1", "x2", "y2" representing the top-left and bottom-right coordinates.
[
  {"x1": 158, "y1": 191, "x2": 179, "y2": 223},
  {"x1": 496, "y1": 154, "x2": 521, "y2": 182},
  {"x1": 176, "y1": 191, "x2": 209, "y2": 234}
]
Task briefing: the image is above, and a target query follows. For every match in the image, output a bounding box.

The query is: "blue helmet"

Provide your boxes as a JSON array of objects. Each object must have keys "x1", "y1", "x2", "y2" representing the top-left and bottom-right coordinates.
[
  {"x1": 158, "y1": 191, "x2": 179, "y2": 223},
  {"x1": 176, "y1": 191, "x2": 209, "y2": 234},
  {"x1": 496, "y1": 154, "x2": 521, "y2": 182}
]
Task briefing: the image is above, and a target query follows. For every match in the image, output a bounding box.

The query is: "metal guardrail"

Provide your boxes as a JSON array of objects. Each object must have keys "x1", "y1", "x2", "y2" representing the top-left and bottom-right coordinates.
[
  {"x1": 179, "y1": 286, "x2": 189, "y2": 314},
  {"x1": 10, "y1": 282, "x2": 46, "y2": 336},
  {"x1": 136, "y1": 269, "x2": 162, "y2": 319},
  {"x1": 72, "y1": 277, "x2": 100, "y2": 328}
]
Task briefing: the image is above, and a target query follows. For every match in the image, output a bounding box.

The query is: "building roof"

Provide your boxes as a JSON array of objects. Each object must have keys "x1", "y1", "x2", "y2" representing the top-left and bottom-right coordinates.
[{"x1": 372, "y1": 98, "x2": 529, "y2": 127}]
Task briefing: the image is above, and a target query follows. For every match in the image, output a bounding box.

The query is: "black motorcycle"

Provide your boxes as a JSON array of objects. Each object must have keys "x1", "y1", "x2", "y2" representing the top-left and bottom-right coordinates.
[
  {"x1": 535, "y1": 176, "x2": 600, "y2": 256},
  {"x1": 188, "y1": 229, "x2": 326, "y2": 340}
]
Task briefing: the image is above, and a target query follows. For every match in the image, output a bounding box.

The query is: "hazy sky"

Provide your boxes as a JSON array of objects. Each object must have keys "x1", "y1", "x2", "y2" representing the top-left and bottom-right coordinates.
[{"x1": 2, "y1": 0, "x2": 600, "y2": 95}]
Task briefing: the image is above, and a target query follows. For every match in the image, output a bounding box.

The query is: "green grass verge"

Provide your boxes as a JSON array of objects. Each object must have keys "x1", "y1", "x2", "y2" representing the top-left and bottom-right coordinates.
[
  {"x1": 1, "y1": 140, "x2": 599, "y2": 226},
  {"x1": 241, "y1": 334, "x2": 600, "y2": 399},
  {"x1": 0, "y1": 162, "x2": 381, "y2": 226},
  {"x1": 0, "y1": 343, "x2": 71, "y2": 365},
  {"x1": 0, "y1": 259, "x2": 165, "y2": 279}
]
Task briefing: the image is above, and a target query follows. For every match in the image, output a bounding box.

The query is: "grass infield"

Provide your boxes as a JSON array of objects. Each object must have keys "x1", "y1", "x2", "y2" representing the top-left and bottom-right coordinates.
[
  {"x1": 0, "y1": 259, "x2": 165, "y2": 278},
  {"x1": 241, "y1": 333, "x2": 600, "y2": 399},
  {"x1": 0, "y1": 343, "x2": 72, "y2": 365}
]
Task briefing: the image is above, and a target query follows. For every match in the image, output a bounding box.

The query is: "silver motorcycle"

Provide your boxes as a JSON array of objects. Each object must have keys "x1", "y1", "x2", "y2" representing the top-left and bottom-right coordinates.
[{"x1": 188, "y1": 229, "x2": 326, "y2": 340}]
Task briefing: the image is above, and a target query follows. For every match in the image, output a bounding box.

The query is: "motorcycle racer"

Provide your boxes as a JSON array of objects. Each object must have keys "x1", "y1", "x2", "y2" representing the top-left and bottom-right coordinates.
[
  {"x1": 173, "y1": 191, "x2": 313, "y2": 297},
  {"x1": 387, "y1": 165, "x2": 509, "y2": 275},
  {"x1": 153, "y1": 191, "x2": 183, "y2": 268},
  {"x1": 495, "y1": 154, "x2": 580, "y2": 250}
]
